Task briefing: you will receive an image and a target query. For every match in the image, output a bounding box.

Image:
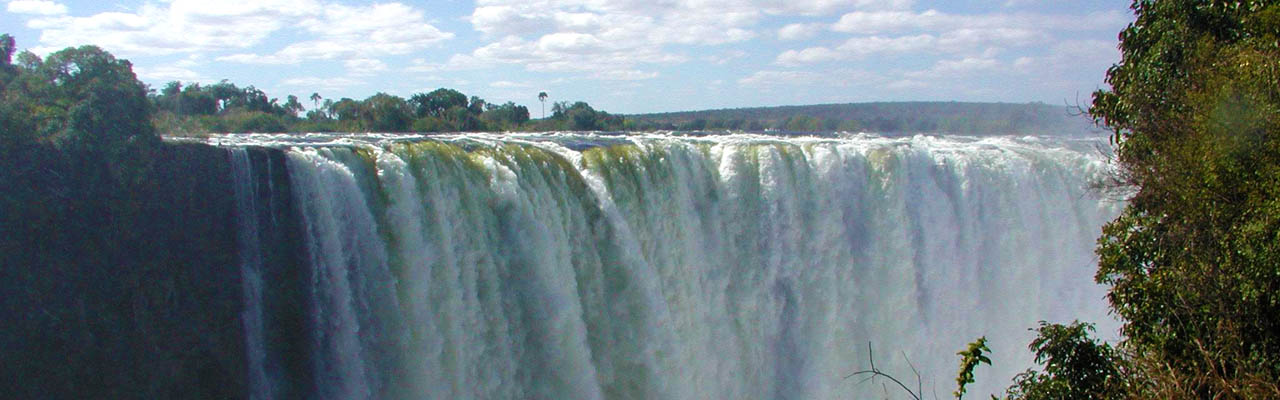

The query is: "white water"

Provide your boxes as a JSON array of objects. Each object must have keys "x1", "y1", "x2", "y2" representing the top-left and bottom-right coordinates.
[
  {"x1": 229, "y1": 149, "x2": 274, "y2": 400},
  {"x1": 227, "y1": 133, "x2": 1120, "y2": 399}
]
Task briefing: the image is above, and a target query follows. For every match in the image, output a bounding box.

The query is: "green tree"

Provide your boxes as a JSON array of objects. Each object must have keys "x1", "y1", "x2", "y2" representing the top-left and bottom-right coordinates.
[
  {"x1": 1089, "y1": 1, "x2": 1280, "y2": 396},
  {"x1": 362, "y1": 92, "x2": 413, "y2": 132},
  {"x1": 1004, "y1": 322, "x2": 1125, "y2": 400},
  {"x1": 0, "y1": 34, "x2": 13, "y2": 66},
  {"x1": 331, "y1": 98, "x2": 363, "y2": 123},
  {"x1": 481, "y1": 101, "x2": 530, "y2": 130},
  {"x1": 468, "y1": 95, "x2": 486, "y2": 115},
  {"x1": 538, "y1": 91, "x2": 548, "y2": 119},
  {"x1": 410, "y1": 88, "x2": 467, "y2": 118},
  {"x1": 15, "y1": 44, "x2": 157, "y2": 150},
  {"x1": 284, "y1": 94, "x2": 304, "y2": 117}
]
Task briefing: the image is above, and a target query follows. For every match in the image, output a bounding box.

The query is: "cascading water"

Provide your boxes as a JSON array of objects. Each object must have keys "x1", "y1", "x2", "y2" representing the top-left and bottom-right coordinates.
[
  {"x1": 216, "y1": 133, "x2": 1120, "y2": 399},
  {"x1": 230, "y1": 148, "x2": 274, "y2": 400}
]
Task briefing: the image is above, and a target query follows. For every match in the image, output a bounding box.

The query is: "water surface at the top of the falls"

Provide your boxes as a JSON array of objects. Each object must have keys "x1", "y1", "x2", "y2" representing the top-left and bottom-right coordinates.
[{"x1": 179, "y1": 131, "x2": 1110, "y2": 157}]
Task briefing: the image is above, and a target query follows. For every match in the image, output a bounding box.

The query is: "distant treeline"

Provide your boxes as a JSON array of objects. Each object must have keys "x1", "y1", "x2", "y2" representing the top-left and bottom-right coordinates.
[
  {"x1": 626, "y1": 101, "x2": 1096, "y2": 135},
  {"x1": 153, "y1": 82, "x2": 1092, "y2": 136},
  {"x1": 152, "y1": 83, "x2": 626, "y2": 135}
]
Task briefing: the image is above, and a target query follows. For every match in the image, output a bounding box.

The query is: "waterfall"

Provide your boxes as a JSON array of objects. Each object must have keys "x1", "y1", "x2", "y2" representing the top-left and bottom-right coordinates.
[
  {"x1": 230, "y1": 148, "x2": 274, "y2": 400},
  {"x1": 227, "y1": 133, "x2": 1120, "y2": 399}
]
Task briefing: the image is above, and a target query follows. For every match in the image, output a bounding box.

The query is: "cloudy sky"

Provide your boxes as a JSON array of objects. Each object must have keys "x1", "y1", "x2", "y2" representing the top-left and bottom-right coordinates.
[{"x1": 2, "y1": 0, "x2": 1132, "y2": 114}]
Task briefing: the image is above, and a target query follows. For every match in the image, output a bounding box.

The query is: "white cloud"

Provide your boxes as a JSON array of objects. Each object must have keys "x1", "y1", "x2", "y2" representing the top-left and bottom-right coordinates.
[
  {"x1": 1003, "y1": 0, "x2": 1042, "y2": 7},
  {"x1": 887, "y1": 79, "x2": 927, "y2": 90},
  {"x1": 778, "y1": 23, "x2": 824, "y2": 40},
  {"x1": 405, "y1": 54, "x2": 494, "y2": 73},
  {"x1": 703, "y1": 50, "x2": 748, "y2": 65},
  {"x1": 219, "y1": 3, "x2": 452, "y2": 64},
  {"x1": 462, "y1": 0, "x2": 911, "y2": 80},
  {"x1": 490, "y1": 80, "x2": 532, "y2": 88},
  {"x1": 344, "y1": 58, "x2": 388, "y2": 76},
  {"x1": 738, "y1": 69, "x2": 881, "y2": 87},
  {"x1": 937, "y1": 28, "x2": 1046, "y2": 49},
  {"x1": 776, "y1": 7, "x2": 1127, "y2": 66},
  {"x1": 133, "y1": 65, "x2": 204, "y2": 83},
  {"x1": 830, "y1": 9, "x2": 1129, "y2": 35},
  {"x1": 591, "y1": 69, "x2": 658, "y2": 81},
  {"x1": 830, "y1": 10, "x2": 931, "y2": 34},
  {"x1": 13, "y1": 0, "x2": 451, "y2": 67},
  {"x1": 1010, "y1": 39, "x2": 1118, "y2": 75},
  {"x1": 173, "y1": 54, "x2": 204, "y2": 68},
  {"x1": 24, "y1": 0, "x2": 323, "y2": 56},
  {"x1": 280, "y1": 76, "x2": 364, "y2": 90},
  {"x1": 776, "y1": 34, "x2": 935, "y2": 65},
  {"x1": 6, "y1": 0, "x2": 65, "y2": 15},
  {"x1": 905, "y1": 57, "x2": 1002, "y2": 79}
]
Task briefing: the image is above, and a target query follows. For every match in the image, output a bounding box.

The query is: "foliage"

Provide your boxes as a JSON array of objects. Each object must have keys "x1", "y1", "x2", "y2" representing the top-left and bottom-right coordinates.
[
  {"x1": 550, "y1": 101, "x2": 625, "y2": 131},
  {"x1": 410, "y1": 88, "x2": 467, "y2": 118},
  {"x1": 954, "y1": 337, "x2": 992, "y2": 399},
  {"x1": 1088, "y1": 0, "x2": 1280, "y2": 397},
  {"x1": 1004, "y1": 322, "x2": 1126, "y2": 400},
  {"x1": 481, "y1": 101, "x2": 531, "y2": 130},
  {"x1": 0, "y1": 40, "x2": 156, "y2": 153}
]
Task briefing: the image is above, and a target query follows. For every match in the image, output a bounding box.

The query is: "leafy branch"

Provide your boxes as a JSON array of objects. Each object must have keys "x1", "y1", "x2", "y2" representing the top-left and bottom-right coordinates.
[{"x1": 954, "y1": 336, "x2": 992, "y2": 399}]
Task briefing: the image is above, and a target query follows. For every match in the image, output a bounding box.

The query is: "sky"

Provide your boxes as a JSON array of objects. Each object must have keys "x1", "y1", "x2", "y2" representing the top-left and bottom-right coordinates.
[{"x1": 2, "y1": 0, "x2": 1133, "y2": 115}]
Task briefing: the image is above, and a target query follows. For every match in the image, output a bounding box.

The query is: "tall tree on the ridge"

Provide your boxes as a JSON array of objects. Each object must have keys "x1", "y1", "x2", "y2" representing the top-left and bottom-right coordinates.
[
  {"x1": 309, "y1": 92, "x2": 321, "y2": 110},
  {"x1": 538, "y1": 91, "x2": 548, "y2": 118}
]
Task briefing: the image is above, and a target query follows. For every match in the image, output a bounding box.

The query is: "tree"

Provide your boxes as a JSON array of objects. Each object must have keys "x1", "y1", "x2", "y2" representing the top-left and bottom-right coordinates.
[
  {"x1": 208, "y1": 80, "x2": 239, "y2": 113},
  {"x1": 361, "y1": 93, "x2": 413, "y2": 132},
  {"x1": 538, "y1": 91, "x2": 548, "y2": 118},
  {"x1": 0, "y1": 34, "x2": 15, "y2": 66},
  {"x1": 331, "y1": 98, "x2": 362, "y2": 122},
  {"x1": 310, "y1": 92, "x2": 321, "y2": 110},
  {"x1": 410, "y1": 88, "x2": 466, "y2": 118},
  {"x1": 26, "y1": 45, "x2": 156, "y2": 150},
  {"x1": 481, "y1": 101, "x2": 530, "y2": 130},
  {"x1": 1004, "y1": 322, "x2": 1125, "y2": 400},
  {"x1": 1089, "y1": 1, "x2": 1280, "y2": 396},
  {"x1": 468, "y1": 95, "x2": 485, "y2": 115},
  {"x1": 284, "y1": 95, "x2": 304, "y2": 117}
]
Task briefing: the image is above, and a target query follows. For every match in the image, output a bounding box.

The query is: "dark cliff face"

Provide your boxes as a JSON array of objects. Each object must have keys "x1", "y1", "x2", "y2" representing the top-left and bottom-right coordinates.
[
  {"x1": 240, "y1": 146, "x2": 315, "y2": 400},
  {"x1": 0, "y1": 142, "x2": 311, "y2": 399}
]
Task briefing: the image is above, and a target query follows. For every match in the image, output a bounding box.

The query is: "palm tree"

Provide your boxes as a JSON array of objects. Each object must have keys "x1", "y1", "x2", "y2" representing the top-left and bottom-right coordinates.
[
  {"x1": 538, "y1": 91, "x2": 548, "y2": 118},
  {"x1": 310, "y1": 92, "x2": 322, "y2": 110}
]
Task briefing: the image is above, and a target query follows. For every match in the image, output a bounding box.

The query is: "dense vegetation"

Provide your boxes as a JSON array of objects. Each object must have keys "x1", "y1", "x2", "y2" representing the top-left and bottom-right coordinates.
[
  {"x1": 627, "y1": 101, "x2": 1093, "y2": 135},
  {"x1": 153, "y1": 86, "x2": 1086, "y2": 135},
  {"x1": 1090, "y1": 0, "x2": 1280, "y2": 397},
  {"x1": 981, "y1": 1, "x2": 1280, "y2": 399},
  {"x1": 151, "y1": 82, "x2": 629, "y2": 134}
]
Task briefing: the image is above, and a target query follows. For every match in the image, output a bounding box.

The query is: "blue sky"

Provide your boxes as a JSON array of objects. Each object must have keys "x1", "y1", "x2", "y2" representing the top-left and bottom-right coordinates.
[{"x1": 2, "y1": 0, "x2": 1132, "y2": 114}]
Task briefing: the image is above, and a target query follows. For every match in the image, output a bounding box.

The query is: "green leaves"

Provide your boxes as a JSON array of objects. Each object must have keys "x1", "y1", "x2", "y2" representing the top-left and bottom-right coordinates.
[
  {"x1": 1087, "y1": 0, "x2": 1280, "y2": 395},
  {"x1": 955, "y1": 336, "x2": 992, "y2": 399},
  {"x1": 1004, "y1": 321, "x2": 1125, "y2": 400}
]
